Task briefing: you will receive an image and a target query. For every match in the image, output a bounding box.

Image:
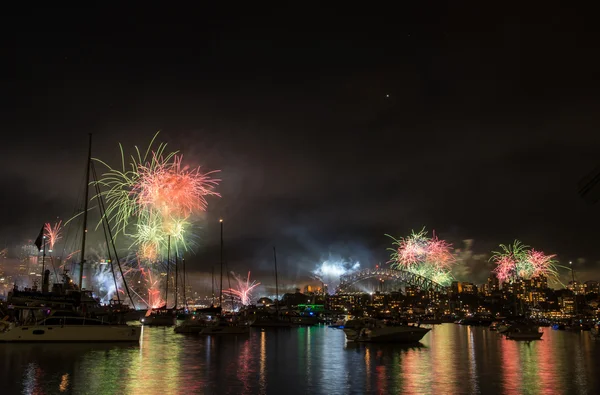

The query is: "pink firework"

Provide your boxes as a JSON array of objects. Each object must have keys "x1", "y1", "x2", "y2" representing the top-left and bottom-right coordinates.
[
  {"x1": 526, "y1": 249, "x2": 558, "y2": 278},
  {"x1": 223, "y1": 271, "x2": 261, "y2": 306},
  {"x1": 44, "y1": 220, "x2": 62, "y2": 250},
  {"x1": 492, "y1": 255, "x2": 517, "y2": 283},
  {"x1": 427, "y1": 233, "x2": 456, "y2": 270},
  {"x1": 139, "y1": 266, "x2": 165, "y2": 309},
  {"x1": 135, "y1": 153, "x2": 221, "y2": 218}
]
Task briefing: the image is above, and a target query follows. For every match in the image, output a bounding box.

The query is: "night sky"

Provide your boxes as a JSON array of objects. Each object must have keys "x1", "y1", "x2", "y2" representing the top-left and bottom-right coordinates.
[{"x1": 2, "y1": 5, "x2": 599, "y2": 286}]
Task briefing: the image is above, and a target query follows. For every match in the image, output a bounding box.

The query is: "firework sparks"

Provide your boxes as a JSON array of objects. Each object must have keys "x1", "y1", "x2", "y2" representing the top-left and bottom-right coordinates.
[
  {"x1": 387, "y1": 228, "x2": 456, "y2": 286},
  {"x1": 223, "y1": 271, "x2": 261, "y2": 306},
  {"x1": 491, "y1": 240, "x2": 559, "y2": 283},
  {"x1": 95, "y1": 132, "x2": 220, "y2": 259},
  {"x1": 44, "y1": 220, "x2": 62, "y2": 250},
  {"x1": 312, "y1": 258, "x2": 361, "y2": 294}
]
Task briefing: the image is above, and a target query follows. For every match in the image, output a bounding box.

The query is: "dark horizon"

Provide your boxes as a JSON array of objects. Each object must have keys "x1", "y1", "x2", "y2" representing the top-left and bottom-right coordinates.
[{"x1": 2, "y1": 5, "x2": 600, "y2": 286}]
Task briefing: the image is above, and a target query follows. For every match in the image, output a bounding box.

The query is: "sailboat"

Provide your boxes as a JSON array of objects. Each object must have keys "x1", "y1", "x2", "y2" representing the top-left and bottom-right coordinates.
[
  {"x1": 199, "y1": 219, "x2": 249, "y2": 335},
  {"x1": 141, "y1": 235, "x2": 176, "y2": 326},
  {"x1": 250, "y1": 247, "x2": 291, "y2": 328},
  {"x1": 1, "y1": 135, "x2": 141, "y2": 342}
]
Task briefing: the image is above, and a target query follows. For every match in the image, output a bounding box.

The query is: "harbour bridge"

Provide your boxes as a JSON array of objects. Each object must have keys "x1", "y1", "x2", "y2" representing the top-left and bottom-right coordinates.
[{"x1": 335, "y1": 267, "x2": 447, "y2": 294}]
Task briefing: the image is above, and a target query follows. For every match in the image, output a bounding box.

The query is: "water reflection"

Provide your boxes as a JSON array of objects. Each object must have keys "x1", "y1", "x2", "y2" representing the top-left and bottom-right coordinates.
[{"x1": 1, "y1": 325, "x2": 599, "y2": 394}]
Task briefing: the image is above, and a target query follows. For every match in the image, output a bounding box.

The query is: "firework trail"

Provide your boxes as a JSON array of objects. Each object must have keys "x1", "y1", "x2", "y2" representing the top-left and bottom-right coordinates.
[
  {"x1": 387, "y1": 228, "x2": 456, "y2": 286},
  {"x1": 44, "y1": 221, "x2": 62, "y2": 250},
  {"x1": 223, "y1": 271, "x2": 261, "y2": 306},
  {"x1": 490, "y1": 240, "x2": 560, "y2": 283}
]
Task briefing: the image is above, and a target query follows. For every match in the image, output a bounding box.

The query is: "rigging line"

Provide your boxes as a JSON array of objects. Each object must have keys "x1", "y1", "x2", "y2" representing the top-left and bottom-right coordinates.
[
  {"x1": 92, "y1": 167, "x2": 120, "y2": 305},
  {"x1": 91, "y1": 161, "x2": 136, "y2": 309},
  {"x1": 60, "y1": 168, "x2": 86, "y2": 261}
]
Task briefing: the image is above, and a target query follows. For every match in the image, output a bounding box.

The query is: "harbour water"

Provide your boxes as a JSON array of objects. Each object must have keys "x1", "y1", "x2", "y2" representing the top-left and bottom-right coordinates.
[{"x1": 1, "y1": 324, "x2": 598, "y2": 394}]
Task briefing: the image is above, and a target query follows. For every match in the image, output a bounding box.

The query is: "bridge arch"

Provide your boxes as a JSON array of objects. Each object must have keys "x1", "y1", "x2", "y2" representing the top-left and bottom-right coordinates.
[{"x1": 336, "y1": 267, "x2": 447, "y2": 293}]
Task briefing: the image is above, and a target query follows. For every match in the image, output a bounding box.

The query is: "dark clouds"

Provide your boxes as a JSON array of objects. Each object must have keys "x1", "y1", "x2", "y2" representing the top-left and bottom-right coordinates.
[{"x1": 2, "y1": 5, "x2": 600, "y2": 284}]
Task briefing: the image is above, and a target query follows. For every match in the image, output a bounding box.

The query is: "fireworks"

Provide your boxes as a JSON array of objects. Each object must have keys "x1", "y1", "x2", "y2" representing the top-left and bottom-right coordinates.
[
  {"x1": 95, "y1": 132, "x2": 220, "y2": 259},
  {"x1": 387, "y1": 228, "x2": 456, "y2": 286},
  {"x1": 223, "y1": 271, "x2": 261, "y2": 306},
  {"x1": 490, "y1": 240, "x2": 559, "y2": 283},
  {"x1": 44, "y1": 220, "x2": 62, "y2": 251},
  {"x1": 312, "y1": 258, "x2": 361, "y2": 294}
]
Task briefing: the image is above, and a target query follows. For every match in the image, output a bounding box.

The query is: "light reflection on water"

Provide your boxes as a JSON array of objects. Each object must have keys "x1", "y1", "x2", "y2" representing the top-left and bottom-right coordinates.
[{"x1": 0, "y1": 324, "x2": 598, "y2": 394}]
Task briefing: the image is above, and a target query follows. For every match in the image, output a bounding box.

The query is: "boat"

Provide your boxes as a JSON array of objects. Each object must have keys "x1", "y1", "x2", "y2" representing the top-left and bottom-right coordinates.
[
  {"x1": 250, "y1": 314, "x2": 292, "y2": 328},
  {"x1": 590, "y1": 323, "x2": 599, "y2": 339},
  {"x1": 200, "y1": 318, "x2": 250, "y2": 335},
  {"x1": 174, "y1": 315, "x2": 210, "y2": 333},
  {"x1": 328, "y1": 318, "x2": 346, "y2": 329},
  {"x1": 174, "y1": 306, "x2": 221, "y2": 334},
  {"x1": 140, "y1": 308, "x2": 176, "y2": 326},
  {"x1": 343, "y1": 318, "x2": 430, "y2": 343},
  {"x1": 505, "y1": 322, "x2": 543, "y2": 340},
  {"x1": 250, "y1": 247, "x2": 292, "y2": 328},
  {"x1": 0, "y1": 308, "x2": 140, "y2": 342}
]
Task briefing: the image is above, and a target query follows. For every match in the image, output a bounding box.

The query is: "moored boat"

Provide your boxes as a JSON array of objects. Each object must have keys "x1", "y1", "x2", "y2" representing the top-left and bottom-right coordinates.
[
  {"x1": 505, "y1": 323, "x2": 543, "y2": 340},
  {"x1": 343, "y1": 318, "x2": 430, "y2": 343},
  {"x1": 0, "y1": 309, "x2": 140, "y2": 342}
]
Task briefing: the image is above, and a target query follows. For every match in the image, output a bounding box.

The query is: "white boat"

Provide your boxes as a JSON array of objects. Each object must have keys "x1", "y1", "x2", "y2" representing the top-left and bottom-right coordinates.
[
  {"x1": 343, "y1": 318, "x2": 430, "y2": 343},
  {"x1": 0, "y1": 312, "x2": 140, "y2": 342}
]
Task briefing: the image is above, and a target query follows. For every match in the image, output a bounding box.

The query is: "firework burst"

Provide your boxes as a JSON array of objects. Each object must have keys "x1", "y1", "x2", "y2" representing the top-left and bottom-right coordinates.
[
  {"x1": 44, "y1": 220, "x2": 62, "y2": 250},
  {"x1": 223, "y1": 271, "x2": 261, "y2": 306},
  {"x1": 94, "y1": 132, "x2": 220, "y2": 258},
  {"x1": 490, "y1": 240, "x2": 559, "y2": 283},
  {"x1": 387, "y1": 228, "x2": 456, "y2": 286}
]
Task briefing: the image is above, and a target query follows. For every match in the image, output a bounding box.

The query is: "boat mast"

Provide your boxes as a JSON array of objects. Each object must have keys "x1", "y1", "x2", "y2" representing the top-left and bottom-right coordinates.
[
  {"x1": 165, "y1": 235, "x2": 170, "y2": 308},
  {"x1": 79, "y1": 133, "x2": 92, "y2": 289},
  {"x1": 174, "y1": 249, "x2": 178, "y2": 310},
  {"x1": 273, "y1": 246, "x2": 279, "y2": 317},
  {"x1": 211, "y1": 265, "x2": 215, "y2": 306},
  {"x1": 219, "y1": 219, "x2": 223, "y2": 308},
  {"x1": 182, "y1": 257, "x2": 187, "y2": 310}
]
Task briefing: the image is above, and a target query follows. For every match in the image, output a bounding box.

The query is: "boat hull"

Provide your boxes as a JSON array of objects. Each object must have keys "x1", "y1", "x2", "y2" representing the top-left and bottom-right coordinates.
[
  {"x1": 0, "y1": 324, "x2": 141, "y2": 342},
  {"x1": 344, "y1": 326, "x2": 430, "y2": 343},
  {"x1": 506, "y1": 332, "x2": 543, "y2": 340},
  {"x1": 141, "y1": 315, "x2": 176, "y2": 326}
]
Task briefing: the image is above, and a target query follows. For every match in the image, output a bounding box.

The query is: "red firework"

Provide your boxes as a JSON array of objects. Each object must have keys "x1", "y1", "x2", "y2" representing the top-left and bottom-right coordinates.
[{"x1": 135, "y1": 153, "x2": 220, "y2": 218}]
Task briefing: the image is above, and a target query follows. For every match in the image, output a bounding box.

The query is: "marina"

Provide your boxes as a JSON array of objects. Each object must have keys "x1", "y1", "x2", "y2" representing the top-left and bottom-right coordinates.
[{"x1": 1, "y1": 323, "x2": 599, "y2": 394}]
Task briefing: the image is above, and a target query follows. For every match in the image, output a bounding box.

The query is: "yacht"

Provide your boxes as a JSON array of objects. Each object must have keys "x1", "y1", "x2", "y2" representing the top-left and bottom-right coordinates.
[
  {"x1": 505, "y1": 323, "x2": 543, "y2": 340},
  {"x1": 343, "y1": 318, "x2": 430, "y2": 343},
  {"x1": 0, "y1": 309, "x2": 140, "y2": 342}
]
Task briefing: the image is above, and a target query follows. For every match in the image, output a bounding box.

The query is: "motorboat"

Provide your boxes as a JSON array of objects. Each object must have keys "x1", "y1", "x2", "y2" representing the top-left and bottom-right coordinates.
[
  {"x1": 505, "y1": 323, "x2": 543, "y2": 340},
  {"x1": 343, "y1": 318, "x2": 430, "y2": 343},
  {"x1": 0, "y1": 309, "x2": 140, "y2": 342}
]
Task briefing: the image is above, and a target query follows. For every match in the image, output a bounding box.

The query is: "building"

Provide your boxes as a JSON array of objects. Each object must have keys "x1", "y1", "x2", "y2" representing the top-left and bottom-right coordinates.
[
  {"x1": 567, "y1": 281, "x2": 585, "y2": 295},
  {"x1": 461, "y1": 282, "x2": 477, "y2": 295},
  {"x1": 531, "y1": 275, "x2": 548, "y2": 290},
  {"x1": 488, "y1": 273, "x2": 500, "y2": 292},
  {"x1": 558, "y1": 295, "x2": 575, "y2": 315},
  {"x1": 585, "y1": 280, "x2": 599, "y2": 295}
]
